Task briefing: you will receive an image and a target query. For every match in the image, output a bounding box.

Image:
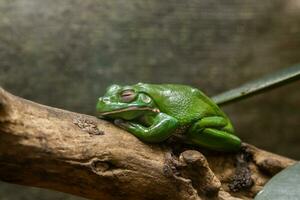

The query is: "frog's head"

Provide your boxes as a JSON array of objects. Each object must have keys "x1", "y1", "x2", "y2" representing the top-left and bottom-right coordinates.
[{"x1": 97, "y1": 84, "x2": 159, "y2": 120}]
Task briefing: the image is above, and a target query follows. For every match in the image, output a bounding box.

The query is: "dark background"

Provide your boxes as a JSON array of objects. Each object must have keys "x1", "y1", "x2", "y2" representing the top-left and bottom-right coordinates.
[{"x1": 0, "y1": 0, "x2": 299, "y2": 199}]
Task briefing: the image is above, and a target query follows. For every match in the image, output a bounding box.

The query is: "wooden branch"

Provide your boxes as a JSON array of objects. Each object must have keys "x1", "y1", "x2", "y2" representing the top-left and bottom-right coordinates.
[{"x1": 0, "y1": 87, "x2": 296, "y2": 200}]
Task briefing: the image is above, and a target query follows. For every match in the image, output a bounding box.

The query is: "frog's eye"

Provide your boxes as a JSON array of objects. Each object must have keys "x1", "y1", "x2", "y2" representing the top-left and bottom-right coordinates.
[
  {"x1": 141, "y1": 94, "x2": 151, "y2": 104},
  {"x1": 120, "y1": 89, "x2": 136, "y2": 102}
]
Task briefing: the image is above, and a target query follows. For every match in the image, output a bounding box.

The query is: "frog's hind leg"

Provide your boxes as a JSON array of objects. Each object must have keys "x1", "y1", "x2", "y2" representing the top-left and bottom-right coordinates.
[
  {"x1": 195, "y1": 128, "x2": 241, "y2": 151},
  {"x1": 187, "y1": 116, "x2": 241, "y2": 152}
]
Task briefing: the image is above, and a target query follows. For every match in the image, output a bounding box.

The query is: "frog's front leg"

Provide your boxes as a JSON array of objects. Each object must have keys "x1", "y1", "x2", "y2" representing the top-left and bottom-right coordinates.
[
  {"x1": 115, "y1": 113, "x2": 179, "y2": 143},
  {"x1": 187, "y1": 116, "x2": 241, "y2": 152}
]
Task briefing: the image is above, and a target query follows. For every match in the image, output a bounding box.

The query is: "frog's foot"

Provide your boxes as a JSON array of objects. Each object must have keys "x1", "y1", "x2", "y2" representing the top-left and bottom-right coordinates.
[
  {"x1": 114, "y1": 119, "x2": 129, "y2": 129},
  {"x1": 114, "y1": 119, "x2": 143, "y2": 133}
]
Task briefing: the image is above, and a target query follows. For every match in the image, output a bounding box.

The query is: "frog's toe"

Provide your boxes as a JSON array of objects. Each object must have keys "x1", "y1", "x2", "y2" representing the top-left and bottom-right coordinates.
[
  {"x1": 114, "y1": 119, "x2": 128, "y2": 128},
  {"x1": 114, "y1": 119, "x2": 123, "y2": 125}
]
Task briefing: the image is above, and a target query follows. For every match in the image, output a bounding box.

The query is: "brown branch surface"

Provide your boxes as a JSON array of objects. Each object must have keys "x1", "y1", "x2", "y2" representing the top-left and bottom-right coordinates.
[{"x1": 0, "y1": 87, "x2": 296, "y2": 200}]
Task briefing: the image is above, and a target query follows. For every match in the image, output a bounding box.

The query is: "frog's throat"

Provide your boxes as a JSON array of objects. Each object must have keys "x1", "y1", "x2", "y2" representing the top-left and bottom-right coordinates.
[{"x1": 98, "y1": 106, "x2": 160, "y2": 116}]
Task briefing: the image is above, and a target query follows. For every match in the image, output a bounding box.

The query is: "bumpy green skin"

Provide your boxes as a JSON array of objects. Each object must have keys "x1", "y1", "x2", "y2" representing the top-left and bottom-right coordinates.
[{"x1": 97, "y1": 83, "x2": 241, "y2": 152}]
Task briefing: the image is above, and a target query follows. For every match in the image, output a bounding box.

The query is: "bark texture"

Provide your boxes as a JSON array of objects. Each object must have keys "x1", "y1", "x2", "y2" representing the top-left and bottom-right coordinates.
[{"x1": 0, "y1": 87, "x2": 296, "y2": 200}]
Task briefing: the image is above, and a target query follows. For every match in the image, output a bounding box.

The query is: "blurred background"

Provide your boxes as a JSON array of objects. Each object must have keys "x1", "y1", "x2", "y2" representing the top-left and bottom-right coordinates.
[{"x1": 0, "y1": 0, "x2": 299, "y2": 199}]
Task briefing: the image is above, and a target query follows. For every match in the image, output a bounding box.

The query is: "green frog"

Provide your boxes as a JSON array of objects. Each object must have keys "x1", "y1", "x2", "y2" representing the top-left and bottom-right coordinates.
[{"x1": 97, "y1": 83, "x2": 241, "y2": 152}]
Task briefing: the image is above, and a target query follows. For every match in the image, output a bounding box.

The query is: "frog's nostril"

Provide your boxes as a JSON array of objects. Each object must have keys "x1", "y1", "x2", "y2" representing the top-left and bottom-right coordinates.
[{"x1": 102, "y1": 97, "x2": 110, "y2": 102}]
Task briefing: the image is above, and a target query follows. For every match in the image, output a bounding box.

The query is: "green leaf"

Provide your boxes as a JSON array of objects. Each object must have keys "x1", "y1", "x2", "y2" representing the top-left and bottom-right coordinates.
[
  {"x1": 255, "y1": 162, "x2": 300, "y2": 200},
  {"x1": 213, "y1": 64, "x2": 300, "y2": 106}
]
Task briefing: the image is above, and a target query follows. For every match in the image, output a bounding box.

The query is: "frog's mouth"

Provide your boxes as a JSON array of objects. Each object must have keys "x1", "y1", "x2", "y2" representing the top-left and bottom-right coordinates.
[{"x1": 98, "y1": 106, "x2": 160, "y2": 116}]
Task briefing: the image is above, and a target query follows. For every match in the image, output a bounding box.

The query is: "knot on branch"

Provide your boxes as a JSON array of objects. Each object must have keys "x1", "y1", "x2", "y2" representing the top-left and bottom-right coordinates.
[
  {"x1": 90, "y1": 158, "x2": 111, "y2": 173},
  {"x1": 84, "y1": 154, "x2": 117, "y2": 175}
]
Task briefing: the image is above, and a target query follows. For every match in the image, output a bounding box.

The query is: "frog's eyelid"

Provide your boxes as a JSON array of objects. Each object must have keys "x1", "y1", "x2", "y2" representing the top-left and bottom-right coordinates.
[
  {"x1": 120, "y1": 89, "x2": 135, "y2": 96},
  {"x1": 119, "y1": 89, "x2": 137, "y2": 102}
]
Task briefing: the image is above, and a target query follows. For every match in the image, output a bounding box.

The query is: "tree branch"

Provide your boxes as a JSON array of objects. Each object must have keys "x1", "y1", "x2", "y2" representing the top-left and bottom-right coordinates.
[{"x1": 0, "y1": 87, "x2": 296, "y2": 200}]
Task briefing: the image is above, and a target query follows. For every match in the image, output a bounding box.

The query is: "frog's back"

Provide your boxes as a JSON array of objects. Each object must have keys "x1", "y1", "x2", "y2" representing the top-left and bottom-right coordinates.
[{"x1": 133, "y1": 83, "x2": 230, "y2": 125}]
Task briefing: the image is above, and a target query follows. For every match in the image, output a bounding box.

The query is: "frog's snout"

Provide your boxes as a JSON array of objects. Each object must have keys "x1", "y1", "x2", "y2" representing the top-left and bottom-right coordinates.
[
  {"x1": 97, "y1": 97, "x2": 114, "y2": 116},
  {"x1": 97, "y1": 97, "x2": 106, "y2": 113}
]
